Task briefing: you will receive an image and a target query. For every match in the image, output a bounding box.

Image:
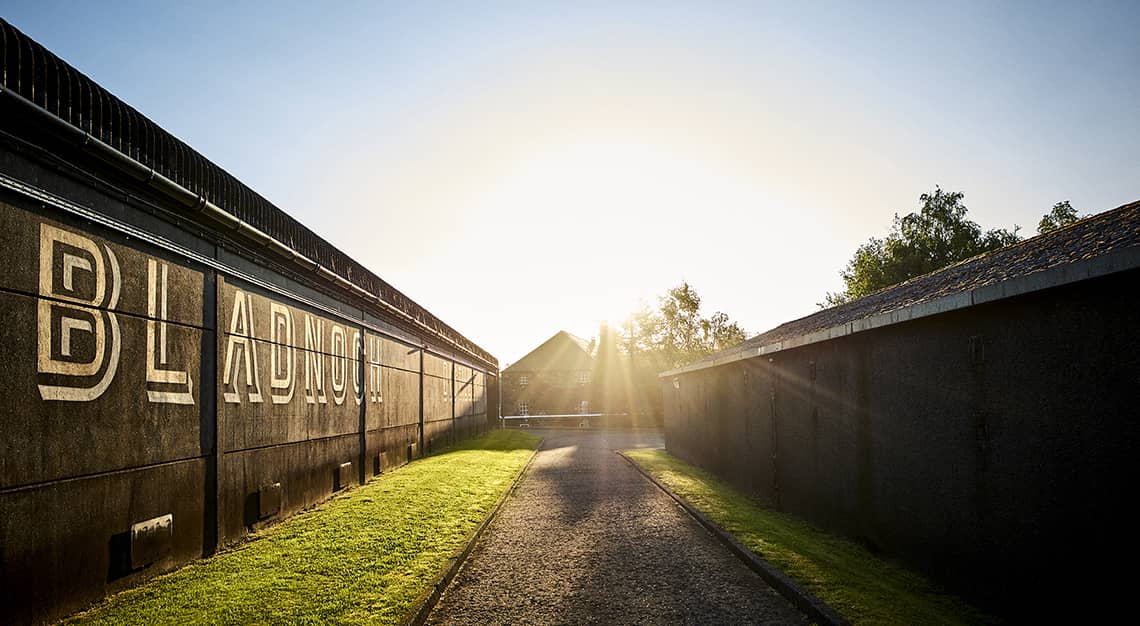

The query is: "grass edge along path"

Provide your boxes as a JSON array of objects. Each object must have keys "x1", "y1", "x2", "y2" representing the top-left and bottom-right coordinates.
[
  {"x1": 64, "y1": 430, "x2": 541, "y2": 626},
  {"x1": 623, "y1": 448, "x2": 1001, "y2": 626}
]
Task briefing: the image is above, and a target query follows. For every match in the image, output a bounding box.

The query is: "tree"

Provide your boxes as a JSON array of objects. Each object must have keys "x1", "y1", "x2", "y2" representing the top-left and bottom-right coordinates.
[
  {"x1": 1038, "y1": 200, "x2": 1081, "y2": 234},
  {"x1": 614, "y1": 283, "x2": 747, "y2": 423},
  {"x1": 629, "y1": 282, "x2": 747, "y2": 370},
  {"x1": 822, "y1": 187, "x2": 1021, "y2": 306},
  {"x1": 704, "y1": 311, "x2": 747, "y2": 352}
]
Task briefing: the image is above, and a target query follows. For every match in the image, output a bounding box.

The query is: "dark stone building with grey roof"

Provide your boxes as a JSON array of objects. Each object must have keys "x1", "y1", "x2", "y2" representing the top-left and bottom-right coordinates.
[
  {"x1": 502, "y1": 330, "x2": 597, "y2": 419},
  {"x1": 661, "y1": 200, "x2": 1140, "y2": 618},
  {"x1": 0, "y1": 20, "x2": 496, "y2": 624}
]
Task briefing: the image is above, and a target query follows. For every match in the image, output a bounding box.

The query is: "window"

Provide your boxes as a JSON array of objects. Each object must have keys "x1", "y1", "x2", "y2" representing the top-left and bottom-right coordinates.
[
  {"x1": 519, "y1": 375, "x2": 529, "y2": 386},
  {"x1": 579, "y1": 400, "x2": 589, "y2": 414},
  {"x1": 518, "y1": 402, "x2": 529, "y2": 416},
  {"x1": 577, "y1": 371, "x2": 590, "y2": 385}
]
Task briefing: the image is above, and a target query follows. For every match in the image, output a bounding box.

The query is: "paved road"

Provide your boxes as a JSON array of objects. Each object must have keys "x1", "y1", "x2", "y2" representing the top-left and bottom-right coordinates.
[{"x1": 427, "y1": 429, "x2": 807, "y2": 625}]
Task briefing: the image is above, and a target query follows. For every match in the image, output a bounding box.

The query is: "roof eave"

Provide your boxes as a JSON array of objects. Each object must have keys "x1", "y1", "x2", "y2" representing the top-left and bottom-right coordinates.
[{"x1": 660, "y1": 243, "x2": 1140, "y2": 378}]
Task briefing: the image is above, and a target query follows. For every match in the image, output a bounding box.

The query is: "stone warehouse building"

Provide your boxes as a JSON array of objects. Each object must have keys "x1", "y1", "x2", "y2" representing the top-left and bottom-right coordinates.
[
  {"x1": 502, "y1": 327, "x2": 658, "y2": 429},
  {"x1": 502, "y1": 331, "x2": 597, "y2": 417},
  {"x1": 661, "y1": 199, "x2": 1140, "y2": 619},
  {"x1": 0, "y1": 21, "x2": 497, "y2": 625}
]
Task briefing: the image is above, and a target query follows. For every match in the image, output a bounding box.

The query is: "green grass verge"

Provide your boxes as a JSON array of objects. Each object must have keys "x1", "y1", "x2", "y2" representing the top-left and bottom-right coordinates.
[
  {"x1": 624, "y1": 448, "x2": 1000, "y2": 626},
  {"x1": 65, "y1": 430, "x2": 541, "y2": 626}
]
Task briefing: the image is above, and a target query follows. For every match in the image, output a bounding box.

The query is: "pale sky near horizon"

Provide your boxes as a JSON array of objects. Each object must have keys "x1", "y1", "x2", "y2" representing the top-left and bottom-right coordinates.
[{"x1": 3, "y1": 2, "x2": 1138, "y2": 366}]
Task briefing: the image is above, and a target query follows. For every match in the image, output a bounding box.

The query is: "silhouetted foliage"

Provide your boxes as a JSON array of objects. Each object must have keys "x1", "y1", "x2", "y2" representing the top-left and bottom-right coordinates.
[
  {"x1": 603, "y1": 283, "x2": 746, "y2": 420},
  {"x1": 822, "y1": 188, "x2": 1021, "y2": 307},
  {"x1": 629, "y1": 282, "x2": 747, "y2": 369},
  {"x1": 1037, "y1": 200, "x2": 1081, "y2": 234}
]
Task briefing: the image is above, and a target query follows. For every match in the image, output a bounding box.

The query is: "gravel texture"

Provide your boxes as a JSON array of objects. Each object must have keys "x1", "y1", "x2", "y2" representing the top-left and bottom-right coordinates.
[{"x1": 426, "y1": 430, "x2": 807, "y2": 625}]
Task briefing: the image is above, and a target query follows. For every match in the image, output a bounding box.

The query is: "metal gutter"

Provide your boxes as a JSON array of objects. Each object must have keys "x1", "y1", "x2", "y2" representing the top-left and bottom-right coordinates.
[
  {"x1": 0, "y1": 83, "x2": 494, "y2": 370},
  {"x1": 661, "y1": 243, "x2": 1140, "y2": 378}
]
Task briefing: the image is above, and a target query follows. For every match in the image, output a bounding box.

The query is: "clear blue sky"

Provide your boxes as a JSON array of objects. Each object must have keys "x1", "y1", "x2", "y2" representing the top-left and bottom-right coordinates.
[{"x1": 4, "y1": 1, "x2": 1138, "y2": 364}]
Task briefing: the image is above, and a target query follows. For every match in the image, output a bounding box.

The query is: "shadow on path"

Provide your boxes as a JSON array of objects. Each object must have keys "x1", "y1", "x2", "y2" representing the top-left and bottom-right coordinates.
[{"x1": 427, "y1": 430, "x2": 806, "y2": 625}]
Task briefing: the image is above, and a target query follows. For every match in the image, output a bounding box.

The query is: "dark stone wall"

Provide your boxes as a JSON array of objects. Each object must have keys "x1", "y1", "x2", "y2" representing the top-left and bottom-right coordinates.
[
  {"x1": 502, "y1": 370, "x2": 595, "y2": 416},
  {"x1": 664, "y1": 271, "x2": 1140, "y2": 618},
  {"x1": 0, "y1": 199, "x2": 211, "y2": 624},
  {"x1": 486, "y1": 373, "x2": 500, "y2": 430},
  {"x1": 0, "y1": 143, "x2": 497, "y2": 624},
  {"x1": 214, "y1": 276, "x2": 375, "y2": 544}
]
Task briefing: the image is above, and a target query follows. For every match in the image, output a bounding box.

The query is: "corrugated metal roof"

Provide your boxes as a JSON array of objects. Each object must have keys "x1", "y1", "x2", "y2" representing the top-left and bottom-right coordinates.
[{"x1": 667, "y1": 199, "x2": 1140, "y2": 376}]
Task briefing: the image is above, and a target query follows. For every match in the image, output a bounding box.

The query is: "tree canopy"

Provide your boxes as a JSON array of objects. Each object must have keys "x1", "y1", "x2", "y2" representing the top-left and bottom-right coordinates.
[
  {"x1": 1037, "y1": 200, "x2": 1081, "y2": 234},
  {"x1": 822, "y1": 188, "x2": 1021, "y2": 307},
  {"x1": 575, "y1": 283, "x2": 745, "y2": 420},
  {"x1": 628, "y1": 282, "x2": 747, "y2": 370}
]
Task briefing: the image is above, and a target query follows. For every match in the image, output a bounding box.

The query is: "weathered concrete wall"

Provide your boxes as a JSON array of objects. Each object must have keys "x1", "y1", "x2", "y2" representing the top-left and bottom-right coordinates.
[
  {"x1": 366, "y1": 332, "x2": 419, "y2": 474},
  {"x1": 0, "y1": 146, "x2": 497, "y2": 624},
  {"x1": 216, "y1": 278, "x2": 368, "y2": 543},
  {"x1": 663, "y1": 271, "x2": 1140, "y2": 617},
  {"x1": 0, "y1": 201, "x2": 210, "y2": 623}
]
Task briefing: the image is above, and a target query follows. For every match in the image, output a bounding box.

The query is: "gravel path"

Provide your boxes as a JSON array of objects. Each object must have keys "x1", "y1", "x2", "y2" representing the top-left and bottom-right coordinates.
[{"x1": 426, "y1": 430, "x2": 807, "y2": 625}]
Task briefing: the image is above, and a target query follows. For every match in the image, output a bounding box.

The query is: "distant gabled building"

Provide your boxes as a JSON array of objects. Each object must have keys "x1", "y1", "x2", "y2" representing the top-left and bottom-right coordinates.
[{"x1": 502, "y1": 331, "x2": 596, "y2": 417}]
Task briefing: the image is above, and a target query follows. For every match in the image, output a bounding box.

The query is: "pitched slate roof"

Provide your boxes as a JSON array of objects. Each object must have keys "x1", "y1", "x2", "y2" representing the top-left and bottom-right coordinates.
[
  {"x1": 504, "y1": 331, "x2": 594, "y2": 373},
  {"x1": 665, "y1": 199, "x2": 1140, "y2": 376}
]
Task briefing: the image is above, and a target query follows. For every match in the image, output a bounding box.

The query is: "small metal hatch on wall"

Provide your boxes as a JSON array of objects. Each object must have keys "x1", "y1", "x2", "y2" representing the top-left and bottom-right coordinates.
[
  {"x1": 107, "y1": 513, "x2": 174, "y2": 581},
  {"x1": 258, "y1": 482, "x2": 282, "y2": 519},
  {"x1": 130, "y1": 514, "x2": 173, "y2": 570},
  {"x1": 335, "y1": 461, "x2": 354, "y2": 491}
]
